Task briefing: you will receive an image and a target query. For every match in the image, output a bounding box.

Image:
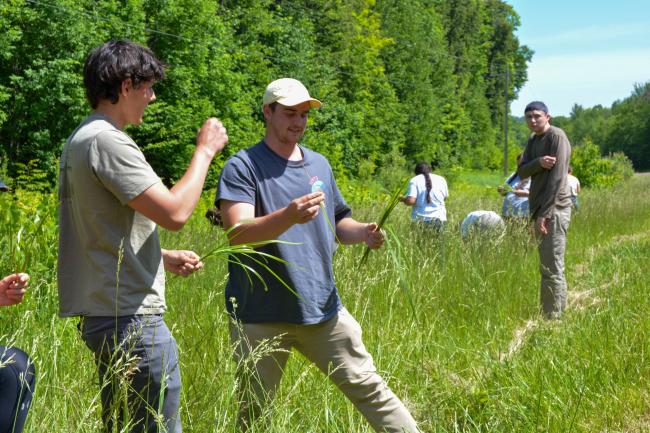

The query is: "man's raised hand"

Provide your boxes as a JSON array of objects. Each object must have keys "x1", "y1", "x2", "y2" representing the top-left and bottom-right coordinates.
[{"x1": 197, "y1": 118, "x2": 228, "y2": 159}]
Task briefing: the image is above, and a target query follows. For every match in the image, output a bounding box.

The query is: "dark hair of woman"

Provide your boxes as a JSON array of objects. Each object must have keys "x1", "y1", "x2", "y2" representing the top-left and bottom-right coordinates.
[
  {"x1": 83, "y1": 39, "x2": 166, "y2": 109},
  {"x1": 415, "y1": 162, "x2": 433, "y2": 203}
]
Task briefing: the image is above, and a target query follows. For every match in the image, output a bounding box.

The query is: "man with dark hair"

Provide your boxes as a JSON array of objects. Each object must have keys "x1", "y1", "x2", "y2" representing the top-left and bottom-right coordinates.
[
  {"x1": 518, "y1": 101, "x2": 572, "y2": 319},
  {"x1": 216, "y1": 78, "x2": 419, "y2": 432},
  {"x1": 58, "y1": 39, "x2": 228, "y2": 432},
  {"x1": 83, "y1": 40, "x2": 166, "y2": 109}
]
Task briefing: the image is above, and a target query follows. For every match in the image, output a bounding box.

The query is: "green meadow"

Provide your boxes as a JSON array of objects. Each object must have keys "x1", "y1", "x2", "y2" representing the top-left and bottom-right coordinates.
[{"x1": 1, "y1": 173, "x2": 649, "y2": 433}]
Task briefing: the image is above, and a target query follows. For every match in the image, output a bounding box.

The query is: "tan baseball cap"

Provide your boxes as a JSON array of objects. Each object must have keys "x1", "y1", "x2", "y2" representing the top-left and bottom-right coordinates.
[{"x1": 262, "y1": 78, "x2": 322, "y2": 108}]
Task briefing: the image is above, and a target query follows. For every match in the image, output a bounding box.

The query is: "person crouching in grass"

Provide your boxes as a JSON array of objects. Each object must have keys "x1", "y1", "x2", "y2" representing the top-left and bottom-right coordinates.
[{"x1": 0, "y1": 273, "x2": 35, "y2": 433}]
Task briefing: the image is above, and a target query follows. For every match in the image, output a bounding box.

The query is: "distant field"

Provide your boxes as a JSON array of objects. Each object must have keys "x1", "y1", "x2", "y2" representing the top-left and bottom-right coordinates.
[{"x1": 1, "y1": 173, "x2": 649, "y2": 432}]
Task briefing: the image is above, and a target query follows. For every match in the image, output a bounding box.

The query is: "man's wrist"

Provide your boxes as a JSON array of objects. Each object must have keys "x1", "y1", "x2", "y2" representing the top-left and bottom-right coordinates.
[{"x1": 195, "y1": 144, "x2": 217, "y2": 161}]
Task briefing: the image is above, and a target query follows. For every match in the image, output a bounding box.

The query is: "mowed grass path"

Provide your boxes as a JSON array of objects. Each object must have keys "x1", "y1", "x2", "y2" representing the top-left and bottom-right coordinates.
[{"x1": 1, "y1": 174, "x2": 649, "y2": 432}]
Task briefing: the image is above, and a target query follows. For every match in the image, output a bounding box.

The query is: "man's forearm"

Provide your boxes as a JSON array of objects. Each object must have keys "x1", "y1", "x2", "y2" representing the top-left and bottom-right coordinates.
[
  {"x1": 168, "y1": 151, "x2": 214, "y2": 223},
  {"x1": 227, "y1": 208, "x2": 295, "y2": 245},
  {"x1": 335, "y1": 218, "x2": 367, "y2": 245},
  {"x1": 518, "y1": 158, "x2": 543, "y2": 178}
]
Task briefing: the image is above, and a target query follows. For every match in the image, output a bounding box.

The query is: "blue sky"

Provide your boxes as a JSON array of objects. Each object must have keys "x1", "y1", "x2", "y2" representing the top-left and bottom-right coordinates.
[{"x1": 506, "y1": 0, "x2": 650, "y2": 117}]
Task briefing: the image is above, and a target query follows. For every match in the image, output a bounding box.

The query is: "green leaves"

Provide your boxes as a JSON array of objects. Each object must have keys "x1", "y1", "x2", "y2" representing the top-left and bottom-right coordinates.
[
  {"x1": 1, "y1": 0, "x2": 534, "y2": 189},
  {"x1": 0, "y1": 191, "x2": 58, "y2": 276}
]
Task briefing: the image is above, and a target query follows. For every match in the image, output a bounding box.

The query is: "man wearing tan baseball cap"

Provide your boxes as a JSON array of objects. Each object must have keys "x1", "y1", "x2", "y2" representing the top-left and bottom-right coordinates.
[
  {"x1": 216, "y1": 78, "x2": 420, "y2": 432},
  {"x1": 262, "y1": 77, "x2": 322, "y2": 108}
]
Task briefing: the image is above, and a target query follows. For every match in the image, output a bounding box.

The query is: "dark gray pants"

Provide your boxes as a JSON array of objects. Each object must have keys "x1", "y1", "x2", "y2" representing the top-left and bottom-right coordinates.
[
  {"x1": 536, "y1": 206, "x2": 572, "y2": 318},
  {"x1": 80, "y1": 315, "x2": 182, "y2": 433}
]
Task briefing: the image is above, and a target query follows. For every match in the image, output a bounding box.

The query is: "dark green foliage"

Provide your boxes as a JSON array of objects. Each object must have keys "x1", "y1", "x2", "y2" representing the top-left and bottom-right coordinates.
[
  {"x1": 603, "y1": 83, "x2": 650, "y2": 171},
  {"x1": 377, "y1": 0, "x2": 453, "y2": 164},
  {"x1": 483, "y1": 0, "x2": 532, "y2": 127},
  {"x1": 1, "y1": 0, "x2": 533, "y2": 191},
  {"x1": 549, "y1": 82, "x2": 650, "y2": 174}
]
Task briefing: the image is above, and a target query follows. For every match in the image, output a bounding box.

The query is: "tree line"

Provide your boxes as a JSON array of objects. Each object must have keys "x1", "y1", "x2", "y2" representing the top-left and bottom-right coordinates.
[
  {"x1": 3, "y1": 0, "x2": 645, "y2": 193},
  {"x1": 552, "y1": 82, "x2": 650, "y2": 173},
  {"x1": 0, "y1": 0, "x2": 533, "y2": 190}
]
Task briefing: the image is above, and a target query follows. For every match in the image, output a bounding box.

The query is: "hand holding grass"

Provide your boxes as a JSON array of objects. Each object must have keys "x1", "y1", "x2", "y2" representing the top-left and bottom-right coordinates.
[
  {"x1": 0, "y1": 272, "x2": 30, "y2": 306},
  {"x1": 162, "y1": 249, "x2": 204, "y2": 277},
  {"x1": 359, "y1": 181, "x2": 408, "y2": 265},
  {"x1": 220, "y1": 192, "x2": 324, "y2": 246},
  {"x1": 364, "y1": 223, "x2": 384, "y2": 249}
]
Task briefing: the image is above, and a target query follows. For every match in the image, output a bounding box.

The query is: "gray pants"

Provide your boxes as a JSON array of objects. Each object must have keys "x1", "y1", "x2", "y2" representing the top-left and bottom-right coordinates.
[
  {"x1": 80, "y1": 315, "x2": 182, "y2": 433},
  {"x1": 536, "y1": 206, "x2": 572, "y2": 318}
]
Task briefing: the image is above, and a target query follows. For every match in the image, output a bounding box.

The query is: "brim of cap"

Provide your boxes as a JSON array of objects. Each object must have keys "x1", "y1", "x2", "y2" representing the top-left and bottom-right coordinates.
[{"x1": 274, "y1": 96, "x2": 322, "y2": 109}]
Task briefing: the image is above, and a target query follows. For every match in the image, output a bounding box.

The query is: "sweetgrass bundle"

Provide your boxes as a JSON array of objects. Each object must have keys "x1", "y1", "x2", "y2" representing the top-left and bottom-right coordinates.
[{"x1": 359, "y1": 180, "x2": 408, "y2": 266}]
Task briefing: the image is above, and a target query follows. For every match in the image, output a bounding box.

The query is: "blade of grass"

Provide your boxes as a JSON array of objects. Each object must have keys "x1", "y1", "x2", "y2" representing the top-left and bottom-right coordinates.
[
  {"x1": 385, "y1": 225, "x2": 418, "y2": 322},
  {"x1": 199, "y1": 221, "x2": 303, "y2": 298},
  {"x1": 359, "y1": 180, "x2": 408, "y2": 266}
]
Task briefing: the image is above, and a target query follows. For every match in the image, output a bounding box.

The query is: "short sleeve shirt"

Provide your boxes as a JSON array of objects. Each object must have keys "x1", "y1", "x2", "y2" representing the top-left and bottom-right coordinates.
[
  {"x1": 57, "y1": 113, "x2": 165, "y2": 317},
  {"x1": 567, "y1": 175, "x2": 580, "y2": 196},
  {"x1": 216, "y1": 141, "x2": 351, "y2": 324},
  {"x1": 406, "y1": 173, "x2": 448, "y2": 221}
]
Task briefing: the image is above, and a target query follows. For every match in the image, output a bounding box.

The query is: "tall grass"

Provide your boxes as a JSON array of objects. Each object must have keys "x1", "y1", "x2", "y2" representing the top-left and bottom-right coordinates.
[{"x1": 1, "y1": 175, "x2": 649, "y2": 432}]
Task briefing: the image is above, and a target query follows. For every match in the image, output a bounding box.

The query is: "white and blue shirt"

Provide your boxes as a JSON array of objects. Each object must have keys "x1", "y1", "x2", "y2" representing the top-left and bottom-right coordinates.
[{"x1": 502, "y1": 173, "x2": 530, "y2": 218}]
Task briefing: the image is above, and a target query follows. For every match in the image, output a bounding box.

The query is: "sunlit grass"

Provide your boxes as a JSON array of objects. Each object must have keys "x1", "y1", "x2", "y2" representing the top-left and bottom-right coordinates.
[{"x1": 1, "y1": 175, "x2": 649, "y2": 432}]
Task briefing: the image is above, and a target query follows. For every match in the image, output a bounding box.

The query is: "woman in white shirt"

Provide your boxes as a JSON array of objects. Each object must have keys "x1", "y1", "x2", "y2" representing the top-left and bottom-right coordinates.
[{"x1": 401, "y1": 162, "x2": 448, "y2": 230}]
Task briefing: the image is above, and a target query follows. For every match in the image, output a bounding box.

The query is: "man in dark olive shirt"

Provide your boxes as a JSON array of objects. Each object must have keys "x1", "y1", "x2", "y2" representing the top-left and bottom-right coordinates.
[{"x1": 518, "y1": 101, "x2": 572, "y2": 319}]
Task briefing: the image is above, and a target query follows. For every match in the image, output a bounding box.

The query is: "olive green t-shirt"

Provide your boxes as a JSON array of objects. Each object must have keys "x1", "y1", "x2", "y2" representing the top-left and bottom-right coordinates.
[{"x1": 57, "y1": 113, "x2": 165, "y2": 317}]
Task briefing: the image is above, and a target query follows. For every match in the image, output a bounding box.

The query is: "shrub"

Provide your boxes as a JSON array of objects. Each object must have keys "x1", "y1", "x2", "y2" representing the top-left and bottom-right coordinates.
[
  {"x1": 571, "y1": 139, "x2": 634, "y2": 188},
  {"x1": 12, "y1": 159, "x2": 52, "y2": 193}
]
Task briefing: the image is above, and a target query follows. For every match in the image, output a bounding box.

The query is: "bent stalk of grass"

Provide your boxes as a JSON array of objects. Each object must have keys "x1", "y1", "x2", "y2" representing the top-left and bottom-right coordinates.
[
  {"x1": 359, "y1": 180, "x2": 408, "y2": 266},
  {"x1": 385, "y1": 225, "x2": 418, "y2": 322},
  {"x1": 319, "y1": 202, "x2": 341, "y2": 244},
  {"x1": 200, "y1": 222, "x2": 302, "y2": 298}
]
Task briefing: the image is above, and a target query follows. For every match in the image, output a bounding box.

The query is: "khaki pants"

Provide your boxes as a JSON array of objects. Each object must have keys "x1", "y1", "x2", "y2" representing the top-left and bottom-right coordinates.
[
  {"x1": 536, "y1": 206, "x2": 572, "y2": 318},
  {"x1": 229, "y1": 308, "x2": 419, "y2": 433}
]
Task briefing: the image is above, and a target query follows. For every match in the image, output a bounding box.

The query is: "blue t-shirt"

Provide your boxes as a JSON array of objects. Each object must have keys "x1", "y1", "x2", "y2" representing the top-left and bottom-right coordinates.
[{"x1": 216, "y1": 141, "x2": 352, "y2": 324}]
